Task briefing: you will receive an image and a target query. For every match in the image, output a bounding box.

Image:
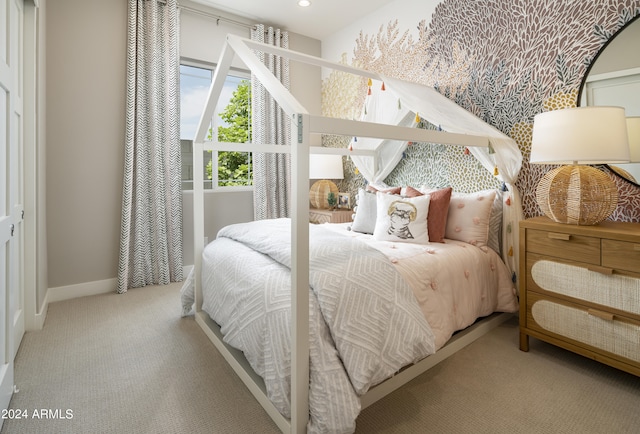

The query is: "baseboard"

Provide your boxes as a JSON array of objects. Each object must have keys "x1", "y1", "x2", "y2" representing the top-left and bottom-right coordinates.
[
  {"x1": 47, "y1": 278, "x2": 117, "y2": 304},
  {"x1": 46, "y1": 267, "x2": 192, "y2": 305},
  {"x1": 31, "y1": 290, "x2": 48, "y2": 330}
]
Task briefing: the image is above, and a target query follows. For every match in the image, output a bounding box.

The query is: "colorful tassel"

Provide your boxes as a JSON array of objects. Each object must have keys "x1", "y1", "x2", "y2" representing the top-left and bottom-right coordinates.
[
  {"x1": 381, "y1": 82, "x2": 386, "y2": 91},
  {"x1": 493, "y1": 166, "x2": 499, "y2": 176},
  {"x1": 464, "y1": 147, "x2": 470, "y2": 155},
  {"x1": 505, "y1": 196, "x2": 511, "y2": 206},
  {"x1": 415, "y1": 112, "x2": 420, "y2": 123},
  {"x1": 398, "y1": 99, "x2": 402, "y2": 109},
  {"x1": 367, "y1": 87, "x2": 372, "y2": 95},
  {"x1": 348, "y1": 143, "x2": 353, "y2": 151},
  {"x1": 508, "y1": 246, "x2": 513, "y2": 257},
  {"x1": 367, "y1": 78, "x2": 372, "y2": 87},
  {"x1": 354, "y1": 167, "x2": 359, "y2": 175},
  {"x1": 507, "y1": 223, "x2": 512, "y2": 234},
  {"x1": 353, "y1": 136, "x2": 357, "y2": 142}
]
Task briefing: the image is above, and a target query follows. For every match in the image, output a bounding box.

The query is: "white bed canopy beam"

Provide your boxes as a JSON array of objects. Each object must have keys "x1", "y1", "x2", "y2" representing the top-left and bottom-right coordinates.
[
  {"x1": 194, "y1": 41, "x2": 235, "y2": 144},
  {"x1": 226, "y1": 34, "x2": 308, "y2": 117},
  {"x1": 202, "y1": 142, "x2": 376, "y2": 157},
  {"x1": 309, "y1": 116, "x2": 489, "y2": 148}
]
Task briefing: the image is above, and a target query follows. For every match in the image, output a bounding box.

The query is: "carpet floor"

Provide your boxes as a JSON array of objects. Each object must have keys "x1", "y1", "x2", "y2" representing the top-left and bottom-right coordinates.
[{"x1": 2, "y1": 283, "x2": 639, "y2": 433}]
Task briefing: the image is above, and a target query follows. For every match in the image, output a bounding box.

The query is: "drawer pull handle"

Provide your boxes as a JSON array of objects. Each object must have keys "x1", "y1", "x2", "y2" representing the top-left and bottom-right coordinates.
[
  {"x1": 587, "y1": 265, "x2": 614, "y2": 275},
  {"x1": 587, "y1": 309, "x2": 615, "y2": 321},
  {"x1": 548, "y1": 232, "x2": 571, "y2": 241}
]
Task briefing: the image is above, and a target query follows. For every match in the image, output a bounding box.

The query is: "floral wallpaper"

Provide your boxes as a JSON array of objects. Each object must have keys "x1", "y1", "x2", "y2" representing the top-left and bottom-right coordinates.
[{"x1": 322, "y1": 0, "x2": 640, "y2": 221}]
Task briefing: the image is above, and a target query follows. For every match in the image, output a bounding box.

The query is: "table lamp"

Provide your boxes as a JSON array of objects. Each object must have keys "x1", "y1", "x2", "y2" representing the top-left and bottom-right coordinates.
[
  {"x1": 530, "y1": 106, "x2": 630, "y2": 225},
  {"x1": 309, "y1": 154, "x2": 344, "y2": 209}
]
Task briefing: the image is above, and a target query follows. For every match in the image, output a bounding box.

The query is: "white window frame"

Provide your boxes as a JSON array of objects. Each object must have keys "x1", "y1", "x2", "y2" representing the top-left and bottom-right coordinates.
[{"x1": 180, "y1": 58, "x2": 253, "y2": 191}]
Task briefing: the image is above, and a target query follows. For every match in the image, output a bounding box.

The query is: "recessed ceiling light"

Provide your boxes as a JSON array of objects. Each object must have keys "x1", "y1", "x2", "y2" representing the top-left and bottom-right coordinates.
[{"x1": 298, "y1": 0, "x2": 311, "y2": 6}]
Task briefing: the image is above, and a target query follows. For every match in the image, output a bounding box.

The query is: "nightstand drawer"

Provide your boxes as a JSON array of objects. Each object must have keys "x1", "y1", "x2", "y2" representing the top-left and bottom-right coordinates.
[
  {"x1": 525, "y1": 228, "x2": 600, "y2": 264},
  {"x1": 602, "y1": 239, "x2": 640, "y2": 274},
  {"x1": 528, "y1": 256, "x2": 640, "y2": 318},
  {"x1": 527, "y1": 292, "x2": 640, "y2": 364}
]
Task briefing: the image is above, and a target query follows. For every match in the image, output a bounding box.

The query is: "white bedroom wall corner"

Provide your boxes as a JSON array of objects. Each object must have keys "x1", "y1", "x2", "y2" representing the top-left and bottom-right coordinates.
[{"x1": 23, "y1": 0, "x2": 48, "y2": 332}]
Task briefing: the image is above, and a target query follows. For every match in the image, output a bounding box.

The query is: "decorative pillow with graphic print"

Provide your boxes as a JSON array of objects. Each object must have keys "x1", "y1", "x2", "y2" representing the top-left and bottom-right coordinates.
[
  {"x1": 405, "y1": 186, "x2": 453, "y2": 243},
  {"x1": 445, "y1": 190, "x2": 496, "y2": 249},
  {"x1": 373, "y1": 191, "x2": 430, "y2": 244}
]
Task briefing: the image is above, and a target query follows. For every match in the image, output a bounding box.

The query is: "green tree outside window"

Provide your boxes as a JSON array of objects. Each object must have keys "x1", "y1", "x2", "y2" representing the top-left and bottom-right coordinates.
[{"x1": 206, "y1": 80, "x2": 252, "y2": 186}]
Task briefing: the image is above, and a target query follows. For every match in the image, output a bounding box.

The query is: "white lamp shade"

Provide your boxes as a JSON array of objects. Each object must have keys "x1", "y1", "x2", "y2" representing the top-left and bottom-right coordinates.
[
  {"x1": 627, "y1": 116, "x2": 640, "y2": 163},
  {"x1": 309, "y1": 154, "x2": 344, "y2": 179},
  {"x1": 530, "y1": 106, "x2": 630, "y2": 164}
]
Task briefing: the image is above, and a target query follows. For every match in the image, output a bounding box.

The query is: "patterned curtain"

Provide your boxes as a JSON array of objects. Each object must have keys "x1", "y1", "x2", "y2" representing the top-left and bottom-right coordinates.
[
  {"x1": 117, "y1": 0, "x2": 182, "y2": 293},
  {"x1": 251, "y1": 25, "x2": 291, "y2": 219}
]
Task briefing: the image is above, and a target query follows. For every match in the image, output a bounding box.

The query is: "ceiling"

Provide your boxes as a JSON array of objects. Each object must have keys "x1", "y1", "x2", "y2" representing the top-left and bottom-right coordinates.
[{"x1": 191, "y1": 0, "x2": 395, "y2": 40}]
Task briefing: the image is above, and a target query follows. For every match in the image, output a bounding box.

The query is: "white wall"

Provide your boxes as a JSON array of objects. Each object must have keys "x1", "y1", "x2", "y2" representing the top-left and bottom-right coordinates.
[
  {"x1": 44, "y1": 0, "x2": 322, "y2": 297},
  {"x1": 46, "y1": 0, "x2": 128, "y2": 291},
  {"x1": 321, "y1": 0, "x2": 440, "y2": 65}
]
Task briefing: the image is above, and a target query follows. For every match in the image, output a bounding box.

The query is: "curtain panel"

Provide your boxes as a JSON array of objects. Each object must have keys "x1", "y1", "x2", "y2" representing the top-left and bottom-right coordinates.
[
  {"x1": 251, "y1": 24, "x2": 292, "y2": 220},
  {"x1": 117, "y1": 0, "x2": 183, "y2": 293}
]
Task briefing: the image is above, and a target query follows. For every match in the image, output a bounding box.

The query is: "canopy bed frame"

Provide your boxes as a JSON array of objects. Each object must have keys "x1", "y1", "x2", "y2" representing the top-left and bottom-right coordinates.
[{"x1": 191, "y1": 34, "x2": 522, "y2": 433}]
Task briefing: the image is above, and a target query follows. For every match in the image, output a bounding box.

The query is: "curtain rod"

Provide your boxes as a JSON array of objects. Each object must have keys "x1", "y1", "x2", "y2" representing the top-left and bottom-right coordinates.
[{"x1": 178, "y1": 3, "x2": 256, "y2": 31}]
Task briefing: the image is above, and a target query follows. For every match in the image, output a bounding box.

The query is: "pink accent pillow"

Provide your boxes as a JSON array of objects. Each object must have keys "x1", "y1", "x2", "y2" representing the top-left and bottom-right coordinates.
[
  {"x1": 445, "y1": 190, "x2": 496, "y2": 248},
  {"x1": 405, "y1": 186, "x2": 453, "y2": 243}
]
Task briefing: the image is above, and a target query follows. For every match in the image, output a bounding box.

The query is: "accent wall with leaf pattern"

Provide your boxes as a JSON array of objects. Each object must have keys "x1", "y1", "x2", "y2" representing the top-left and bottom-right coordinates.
[{"x1": 322, "y1": 0, "x2": 640, "y2": 222}]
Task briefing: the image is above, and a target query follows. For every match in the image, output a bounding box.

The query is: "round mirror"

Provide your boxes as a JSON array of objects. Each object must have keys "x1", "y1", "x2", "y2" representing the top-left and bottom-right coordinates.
[{"x1": 578, "y1": 15, "x2": 640, "y2": 186}]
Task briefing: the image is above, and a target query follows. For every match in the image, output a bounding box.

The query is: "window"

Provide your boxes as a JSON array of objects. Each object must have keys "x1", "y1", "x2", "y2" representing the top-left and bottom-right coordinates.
[{"x1": 180, "y1": 63, "x2": 252, "y2": 190}]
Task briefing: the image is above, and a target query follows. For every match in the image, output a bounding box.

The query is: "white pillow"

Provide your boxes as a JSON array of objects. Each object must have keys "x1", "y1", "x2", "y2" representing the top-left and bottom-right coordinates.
[
  {"x1": 373, "y1": 192, "x2": 430, "y2": 244},
  {"x1": 350, "y1": 189, "x2": 378, "y2": 234},
  {"x1": 445, "y1": 190, "x2": 496, "y2": 248}
]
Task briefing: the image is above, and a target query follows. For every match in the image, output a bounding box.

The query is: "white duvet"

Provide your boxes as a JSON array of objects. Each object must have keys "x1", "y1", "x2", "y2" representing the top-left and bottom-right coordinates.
[{"x1": 181, "y1": 219, "x2": 518, "y2": 433}]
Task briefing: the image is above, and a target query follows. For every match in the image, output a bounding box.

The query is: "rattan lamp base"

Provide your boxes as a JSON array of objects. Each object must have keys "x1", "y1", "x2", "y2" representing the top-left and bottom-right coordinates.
[
  {"x1": 309, "y1": 179, "x2": 339, "y2": 209},
  {"x1": 536, "y1": 165, "x2": 618, "y2": 225}
]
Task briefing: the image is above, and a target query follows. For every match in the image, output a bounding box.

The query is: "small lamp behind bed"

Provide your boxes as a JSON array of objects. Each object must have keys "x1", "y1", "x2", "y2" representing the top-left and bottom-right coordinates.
[
  {"x1": 530, "y1": 106, "x2": 630, "y2": 225},
  {"x1": 309, "y1": 154, "x2": 344, "y2": 209}
]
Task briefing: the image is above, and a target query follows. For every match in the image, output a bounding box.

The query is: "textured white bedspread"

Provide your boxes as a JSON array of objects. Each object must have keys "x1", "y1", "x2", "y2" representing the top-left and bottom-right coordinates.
[
  {"x1": 181, "y1": 219, "x2": 518, "y2": 433},
  {"x1": 190, "y1": 219, "x2": 435, "y2": 433}
]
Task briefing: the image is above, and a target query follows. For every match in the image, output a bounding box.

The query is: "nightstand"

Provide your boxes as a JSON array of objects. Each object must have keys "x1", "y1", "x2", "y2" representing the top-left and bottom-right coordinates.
[
  {"x1": 309, "y1": 208, "x2": 353, "y2": 224},
  {"x1": 519, "y1": 216, "x2": 640, "y2": 376}
]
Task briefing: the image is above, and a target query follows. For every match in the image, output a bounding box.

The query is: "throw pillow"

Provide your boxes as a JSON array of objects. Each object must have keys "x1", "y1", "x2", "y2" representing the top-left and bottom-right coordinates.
[
  {"x1": 445, "y1": 190, "x2": 496, "y2": 248},
  {"x1": 373, "y1": 192, "x2": 430, "y2": 244},
  {"x1": 350, "y1": 189, "x2": 378, "y2": 234}
]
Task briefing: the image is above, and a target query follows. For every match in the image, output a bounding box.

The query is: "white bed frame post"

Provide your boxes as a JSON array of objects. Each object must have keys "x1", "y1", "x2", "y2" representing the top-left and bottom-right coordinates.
[{"x1": 290, "y1": 112, "x2": 310, "y2": 433}]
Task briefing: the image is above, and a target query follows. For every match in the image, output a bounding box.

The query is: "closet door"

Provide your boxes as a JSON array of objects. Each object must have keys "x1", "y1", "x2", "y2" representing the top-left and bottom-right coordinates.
[{"x1": 1, "y1": 0, "x2": 25, "y2": 421}]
